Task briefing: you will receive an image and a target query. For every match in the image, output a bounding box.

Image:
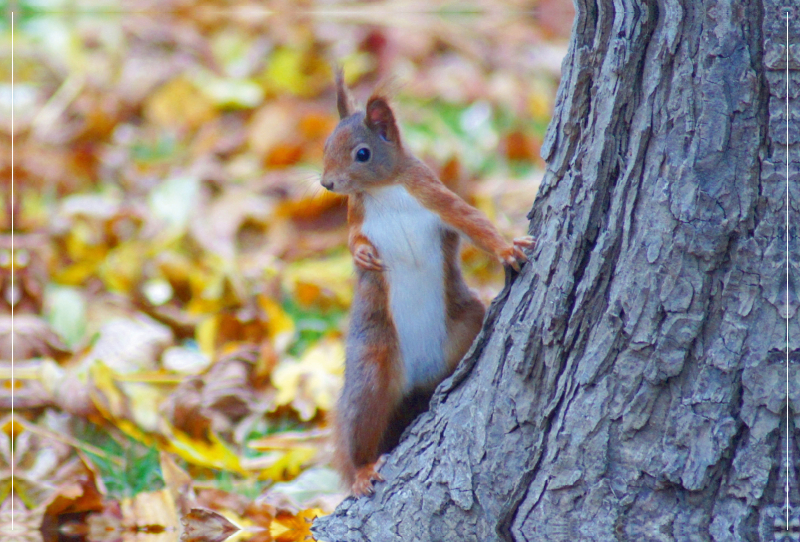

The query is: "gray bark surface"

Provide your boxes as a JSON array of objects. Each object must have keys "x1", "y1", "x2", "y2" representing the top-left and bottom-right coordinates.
[{"x1": 312, "y1": 1, "x2": 799, "y2": 541}]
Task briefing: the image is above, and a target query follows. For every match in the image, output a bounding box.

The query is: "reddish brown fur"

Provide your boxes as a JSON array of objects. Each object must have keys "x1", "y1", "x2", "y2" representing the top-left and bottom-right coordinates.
[
  {"x1": 346, "y1": 193, "x2": 368, "y2": 253},
  {"x1": 402, "y1": 162, "x2": 510, "y2": 256},
  {"x1": 332, "y1": 265, "x2": 404, "y2": 494},
  {"x1": 441, "y1": 229, "x2": 486, "y2": 372},
  {"x1": 335, "y1": 67, "x2": 354, "y2": 119},
  {"x1": 323, "y1": 75, "x2": 532, "y2": 496},
  {"x1": 365, "y1": 96, "x2": 402, "y2": 146}
]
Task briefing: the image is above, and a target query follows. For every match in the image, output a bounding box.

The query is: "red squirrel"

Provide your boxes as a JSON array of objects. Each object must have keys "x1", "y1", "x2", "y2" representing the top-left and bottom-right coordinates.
[{"x1": 321, "y1": 70, "x2": 534, "y2": 496}]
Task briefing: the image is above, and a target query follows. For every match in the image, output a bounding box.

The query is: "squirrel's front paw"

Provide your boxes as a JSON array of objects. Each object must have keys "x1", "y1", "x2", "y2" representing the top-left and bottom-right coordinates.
[
  {"x1": 352, "y1": 462, "x2": 384, "y2": 497},
  {"x1": 513, "y1": 235, "x2": 536, "y2": 250},
  {"x1": 354, "y1": 244, "x2": 385, "y2": 272},
  {"x1": 501, "y1": 236, "x2": 536, "y2": 271}
]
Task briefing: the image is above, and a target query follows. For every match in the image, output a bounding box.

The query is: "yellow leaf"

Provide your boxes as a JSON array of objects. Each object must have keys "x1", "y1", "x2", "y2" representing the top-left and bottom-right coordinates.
[
  {"x1": 157, "y1": 250, "x2": 194, "y2": 288},
  {"x1": 256, "y1": 447, "x2": 317, "y2": 482},
  {"x1": 196, "y1": 315, "x2": 219, "y2": 358},
  {"x1": 52, "y1": 259, "x2": 100, "y2": 286},
  {"x1": 64, "y1": 220, "x2": 105, "y2": 260},
  {"x1": 162, "y1": 422, "x2": 246, "y2": 475},
  {"x1": 89, "y1": 360, "x2": 128, "y2": 420},
  {"x1": 271, "y1": 508, "x2": 324, "y2": 542},
  {"x1": 262, "y1": 48, "x2": 330, "y2": 97},
  {"x1": 99, "y1": 241, "x2": 145, "y2": 294},
  {"x1": 123, "y1": 382, "x2": 166, "y2": 433},
  {"x1": 282, "y1": 254, "x2": 354, "y2": 310},
  {"x1": 257, "y1": 295, "x2": 296, "y2": 354},
  {"x1": 341, "y1": 52, "x2": 375, "y2": 84},
  {"x1": 527, "y1": 81, "x2": 554, "y2": 123},
  {"x1": 186, "y1": 255, "x2": 242, "y2": 315},
  {"x1": 55, "y1": 223, "x2": 107, "y2": 284},
  {"x1": 88, "y1": 361, "x2": 154, "y2": 445},
  {"x1": 271, "y1": 338, "x2": 344, "y2": 421},
  {"x1": 144, "y1": 77, "x2": 216, "y2": 131}
]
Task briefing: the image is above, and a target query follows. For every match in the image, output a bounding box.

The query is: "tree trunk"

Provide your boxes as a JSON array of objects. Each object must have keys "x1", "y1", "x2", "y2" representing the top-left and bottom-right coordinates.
[{"x1": 312, "y1": 0, "x2": 798, "y2": 540}]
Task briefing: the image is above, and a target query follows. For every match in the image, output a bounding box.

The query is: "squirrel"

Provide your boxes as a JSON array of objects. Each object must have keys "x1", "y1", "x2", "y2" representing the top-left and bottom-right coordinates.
[{"x1": 321, "y1": 69, "x2": 535, "y2": 496}]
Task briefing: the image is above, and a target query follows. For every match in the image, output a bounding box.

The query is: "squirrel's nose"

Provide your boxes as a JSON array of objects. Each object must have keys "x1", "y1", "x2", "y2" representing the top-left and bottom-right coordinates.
[{"x1": 321, "y1": 180, "x2": 334, "y2": 191}]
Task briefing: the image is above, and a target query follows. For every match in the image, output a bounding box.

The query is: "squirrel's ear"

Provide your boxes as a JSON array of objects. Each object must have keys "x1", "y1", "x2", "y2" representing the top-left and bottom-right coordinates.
[
  {"x1": 365, "y1": 96, "x2": 400, "y2": 145},
  {"x1": 335, "y1": 67, "x2": 354, "y2": 119}
]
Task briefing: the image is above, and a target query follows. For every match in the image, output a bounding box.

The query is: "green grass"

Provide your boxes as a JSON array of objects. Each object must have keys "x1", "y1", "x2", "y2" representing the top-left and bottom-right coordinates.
[
  {"x1": 281, "y1": 297, "x2": 346, "y2": 358},
  {"x1": 74, "y1": 419, "x2": 164, "y2": 499}
]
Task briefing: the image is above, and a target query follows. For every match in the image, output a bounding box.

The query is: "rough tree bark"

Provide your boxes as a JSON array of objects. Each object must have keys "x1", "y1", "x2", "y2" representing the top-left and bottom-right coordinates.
[{"x1": 312, "y1": 1, "x2": 798, "y2": 540}]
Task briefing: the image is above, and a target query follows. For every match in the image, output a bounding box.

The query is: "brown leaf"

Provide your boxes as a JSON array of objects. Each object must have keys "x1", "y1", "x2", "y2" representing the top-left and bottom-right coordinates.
[
  {"x1": 189, "y1": 186, "x2": 274, "y2": 260},
  {"x1": 0, "y1": 360, "x2": 53, "y2": 410},
  {"x1": 161, "y1": 377, "x2": 213, "y2": 442},
  {"x1": 82, "y1": 315, "x2": 173, "y2": 374},
  {"x1": 503, "y1": 130, "x2": 537, "y2": 162},
  {"x1": 120, "y1": 489, "x2": 179, "y2": 532},
  {"x1": 271, "y1": 509, "x2": 322, "y2": 542},
  {"x1": 42, "y1": 463, "x2": 105, "y2": 519},
  {"x1": 0, "y1": 496, "x2": 44, "y2": 542},
  {"x1": 194, "y1": 489, "x2": 249, "y2": 516},
  {"x1": 0, "y1": 314, "x2": 68, "y2": 361},
  {"x1": 144, "y1": 77, "x2": 216, "y2": 132},
  {"x1": 248, "y1": 101, "x2": 297, "y2": 157},
  {"x1": 0, "y1": 232, "x2": 50, "y2": 314},
  {"x1": 52, "y1": 371, "x2": 97, "y2": 417},
  {"x1": 160, "y1": 451, "x2": 197, "y2": 516},
  {"x1": 85, "y1": 503, "x2": 124, "y2": 542},
  {"x1": 180, "y1": 507, "x2": 239, "y2": 542}
]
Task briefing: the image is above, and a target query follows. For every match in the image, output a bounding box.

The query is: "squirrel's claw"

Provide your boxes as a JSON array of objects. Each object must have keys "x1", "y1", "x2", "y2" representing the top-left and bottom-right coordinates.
[
  {"x1": 504, "y1": 254, "x2": 522, "y2": 272},
  {"x1": 352, "y1": 462, "x2": 384, "y2": 497},
  {"x1": 354, "y1": 245, "x2": 385, "y2": 271},
  {"x1": 501, "y1": 235, "x2": 536, "y2": 271},
  {"x1": 513, "y1": 235, "x2": 536, "y2": 250}
]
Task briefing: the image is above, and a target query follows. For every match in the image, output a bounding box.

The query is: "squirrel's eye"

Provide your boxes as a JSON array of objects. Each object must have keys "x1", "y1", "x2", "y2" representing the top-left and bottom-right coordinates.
[{"x1": 355, "y1": 147, "x2": 371, "y2": 162}]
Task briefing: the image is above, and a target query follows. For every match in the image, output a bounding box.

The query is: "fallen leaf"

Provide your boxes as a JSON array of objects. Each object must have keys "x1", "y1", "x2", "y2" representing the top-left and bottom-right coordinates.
[
  {"x1": 181, "y1": 507, "x2": 240, "y2": 542},
  {"x1": 162, "y1": 345, "x2": 212, "y2": 375},
  {"x1": 257, "y1": 296, "x2": 296, "y2": 355},
  {"x1": 281, "y1": 254, "x2": 353, "y2": 310},
  {"x1": 193, "y1": 70, "x2": 264, "y2": 109},
  {"x1": 271, "y1": 338, "x2": 344, "y2": 421},
  {"x1": 261, "y1": 48, "x2": 330, "y2": 98},
  {"x1": 148, "y1": 176, "x2": 201, "y2": 235},
  {"x1": 266, "y1": 467, "x2": 343, "y2": 512},
  {"x1": 119, "y1": 488, "x2": 179, "y2": 531},
  {"x1": 270, "y1": 508, "x2": 323, "y2": 542},
  {"x1": 144, "y1": 77, "x2": 216, "y2": 131},
  {"x1": 162, "y1": 422, "x2": 246, "y2": 475},
  {"x1": 44, "y1": 285, "x2": 86, "y2": 349},
  {"x1": 248, "y1": 100, "x2": 297, "y2": 156},
  {"x1": 161, "y1": 451, "x2": 197, "y2": 516},
  {"x1": 83, "y1": 315, "x2": 173, "y2": 374},
  {"x1": 0, "y1": 314, "x2": 67, "y2": 361}
]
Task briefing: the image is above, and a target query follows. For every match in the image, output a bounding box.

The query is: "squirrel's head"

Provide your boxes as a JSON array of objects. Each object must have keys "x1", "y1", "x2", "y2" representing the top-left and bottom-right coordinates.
[{"x1": 321, "y1": 69, "x2": 403, "y2": 194}]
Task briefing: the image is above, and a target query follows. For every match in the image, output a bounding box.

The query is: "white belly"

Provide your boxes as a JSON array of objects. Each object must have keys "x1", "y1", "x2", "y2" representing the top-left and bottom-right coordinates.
[{"x1": 361, "y1": 185, "x2": 447, "y2": 391}]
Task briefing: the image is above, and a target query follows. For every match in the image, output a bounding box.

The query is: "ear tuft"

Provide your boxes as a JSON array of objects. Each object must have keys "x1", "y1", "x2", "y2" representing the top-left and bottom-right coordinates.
[
  {"x1": 365, "y1": 95, "x2": 401, "y2": 146},
  {"x1": 335, "y1": 66, "x2": 354, "y2": 119}
]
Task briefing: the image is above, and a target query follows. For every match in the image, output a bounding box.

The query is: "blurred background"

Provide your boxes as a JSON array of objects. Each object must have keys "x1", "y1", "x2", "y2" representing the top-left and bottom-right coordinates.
[{"x1": 0, "y1": 1, "x2": 572, "y2": 540}]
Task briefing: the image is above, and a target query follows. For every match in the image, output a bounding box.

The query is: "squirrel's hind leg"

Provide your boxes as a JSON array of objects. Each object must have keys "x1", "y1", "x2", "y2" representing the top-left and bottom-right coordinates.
[{"x1": 334, "y1": 271, "x2": 403, "y2": 496}]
